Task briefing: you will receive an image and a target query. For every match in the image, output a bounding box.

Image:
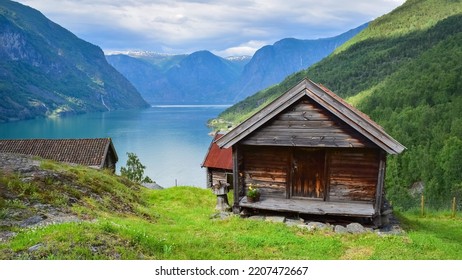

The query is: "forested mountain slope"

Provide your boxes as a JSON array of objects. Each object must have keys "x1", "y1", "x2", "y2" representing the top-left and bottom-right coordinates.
[
  {"x1": 229, "y1": 23, "x2": 367, "y2": 102},
  {"x1": 215, "y1": 0, "x2": 462, "y2": 208},
  {"x1": 0, "y1": 1, "x2": 148, "y2": 122}
]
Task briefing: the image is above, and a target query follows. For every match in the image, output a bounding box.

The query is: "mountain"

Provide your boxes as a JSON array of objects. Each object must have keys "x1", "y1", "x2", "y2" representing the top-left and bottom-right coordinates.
[
  {"x1": 107, "y1": 26, "x2": 364, "y2": 105},
  {"x1": 160, "y1": 50, "x2": 242, "y2": 104},
  {"x1": 0, "y1": 1, "x2": 149, "y2": 122},
  {"x1": 107, "y1": 50, "x2": 244, "y2": 104},
  {"x1": 229, "y1": 23, "x2": 368, "y2": 102},
  {"x1": 215, "y1": 0, "x2": 462, "y2": 209},
  {"x1": 225, "y1": 55, "x2": 253, "y2": 72},
  {"x1": 105, "y1": 54, "x2": 164, "y2": 101},
  {"x1": 107, "y1": 51, "x2": 188, "y2": 69},
  {"x1": 106, "y1": 52, "x2": 251, "y2": 104}
]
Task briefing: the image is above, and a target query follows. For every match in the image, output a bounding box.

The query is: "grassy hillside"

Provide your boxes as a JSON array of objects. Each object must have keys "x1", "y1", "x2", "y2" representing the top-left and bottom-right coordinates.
[
  {"x1": 1, "y1": 158, "x2": 461, "y2": 260},
  {"x1": 213, "y1": 0, "x2": 462, "y2": 209},
  {"x1": 336, "y1": 0, "x2": 462, "y2": 52}
]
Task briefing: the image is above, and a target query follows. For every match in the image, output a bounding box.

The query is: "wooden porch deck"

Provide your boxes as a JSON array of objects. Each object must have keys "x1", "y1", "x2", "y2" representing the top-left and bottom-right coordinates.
[{"x1": 239, "y1": 196, "x2": 376, "y2": 217}]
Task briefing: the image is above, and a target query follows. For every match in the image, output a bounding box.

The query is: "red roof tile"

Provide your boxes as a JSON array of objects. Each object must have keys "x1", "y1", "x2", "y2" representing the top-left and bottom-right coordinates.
[
  {"x1": 0, "y1": 138, "x2": 117, "y2": 168},
  {"x1": 202, "y1": 134, "x2": 233, "y2": 170}
]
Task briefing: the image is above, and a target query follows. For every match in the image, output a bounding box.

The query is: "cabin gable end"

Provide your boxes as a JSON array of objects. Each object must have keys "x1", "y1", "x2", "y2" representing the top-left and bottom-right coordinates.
[{"x1": 241, "y1": 96, "x2": 377, "y2": 148}]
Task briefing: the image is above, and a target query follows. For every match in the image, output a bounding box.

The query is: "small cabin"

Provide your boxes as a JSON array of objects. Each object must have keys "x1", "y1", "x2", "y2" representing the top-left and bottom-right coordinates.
[
  {"x1": 202, "y1": 134, "x2": 233, "y2": 188},
  {"x1": 215, "y1": 79, "x2": 405, "y2": 226},
  {"x1": 0, "y1": 138, "x2": 118, "y2": 172}
]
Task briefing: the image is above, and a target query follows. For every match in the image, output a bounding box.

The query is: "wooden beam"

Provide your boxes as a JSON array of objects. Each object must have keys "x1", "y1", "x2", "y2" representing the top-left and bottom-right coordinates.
[
  {"x1": 232, "y1": 145, "x2": 240, "y2": 214},
  {"x1": 374, "y1": 151, "x2": 386, "y2": 214},
  {"x1": 216, "y1": 79, "x2": 405, "y2": 154},
  {"x1": 306, "y1": 82, "x2": 405, "y2": 154},
  {"x1": 239, "y1": 196, "x2": 375, "y2": 217},
  {"x1": 216, "y1": 83, "x2": 309, "y2": 149},
  {"x1": 324, "y1": 150, "x2": 330, "y2": 202},
  {"x1": 287, "y1": 147, "x2": 294, "y2": 199},
  {"x1": 205, "y1": 167, "x2": 211, "y2": 188}
]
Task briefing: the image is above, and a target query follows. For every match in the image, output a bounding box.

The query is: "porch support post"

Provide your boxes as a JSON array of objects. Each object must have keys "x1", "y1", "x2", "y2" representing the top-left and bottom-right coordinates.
[
  {"x1": 232, "y1": 145, "x2": 241, "y2": 214},
  {"x1": 375, "y1": 151, "x2": 386, "y2": 215},
  {"x1": 205, "y1": 167, "x2": 211, "y2": 188}
]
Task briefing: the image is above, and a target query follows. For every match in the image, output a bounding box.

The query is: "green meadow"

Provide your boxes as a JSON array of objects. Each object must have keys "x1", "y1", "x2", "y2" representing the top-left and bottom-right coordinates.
[{"x1": 1, "y1": 162, "x2": 461, "y2": 260}]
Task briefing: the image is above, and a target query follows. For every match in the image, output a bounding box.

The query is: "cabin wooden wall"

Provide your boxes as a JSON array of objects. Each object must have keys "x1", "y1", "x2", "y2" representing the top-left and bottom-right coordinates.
[
  {"x1": 241, "y1": 96, "x2": 375, "y2": 148},
  {"x1": 238, "y1": 145, "x2": 382, "y2": 203},
  {"x1": 328, "y1": 149, "x2": 380, "y2": 202},
  {"x1": 103, "y1": 149, "x2": 118, "y2": 172},
  {"x1": 212, "y1": 170, "x2": 227, "y2": 186},
  {"x1": 235, "y1": 97, "x2": 384, "y2": 205},
  {"x1": 241, "y1": 146, "x2": 290, "y2": 198},
  {"x1": 206, "y1": 168, "x2": 232, "y2": 188}
]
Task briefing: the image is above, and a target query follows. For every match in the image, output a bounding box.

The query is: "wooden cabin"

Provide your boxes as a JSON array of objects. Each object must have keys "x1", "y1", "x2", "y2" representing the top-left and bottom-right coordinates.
[
  {"x1": 216, "y1": 79, "x2": 405, "y2": 226},
  {"x1": 0, "y1": 138, "x2": 118, "y2": 172},
  {"x1": 202, "y1": 134, "x2": 233, "y2": 188}
]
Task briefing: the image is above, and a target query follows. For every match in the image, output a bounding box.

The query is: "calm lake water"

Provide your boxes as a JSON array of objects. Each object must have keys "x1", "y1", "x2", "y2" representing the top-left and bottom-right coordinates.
[{"x1": 0, "y1": 105, "x2": 230, "y2": 187}]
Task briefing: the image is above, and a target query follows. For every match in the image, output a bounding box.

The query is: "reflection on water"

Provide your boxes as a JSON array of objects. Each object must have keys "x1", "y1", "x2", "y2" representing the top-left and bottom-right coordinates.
[{"x1": 0, "y1": 105, "x2": 229, "y2": 188}]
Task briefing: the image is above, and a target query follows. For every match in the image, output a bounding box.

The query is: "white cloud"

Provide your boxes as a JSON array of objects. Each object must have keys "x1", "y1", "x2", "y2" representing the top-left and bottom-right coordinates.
[
  {"x1": 17, "y1": 0, "x2": 405, "y2": 56},
  {"x1": 214, "y1": 40, "x2": 269, "y2": 57}
]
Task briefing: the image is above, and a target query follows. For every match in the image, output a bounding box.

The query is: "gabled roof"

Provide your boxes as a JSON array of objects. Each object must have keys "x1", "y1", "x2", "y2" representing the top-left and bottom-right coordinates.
[
  {"x1": 216, "y1": 79, "x2": 405, "y2": 155},
  {"x1": 201, "y1": 134, "x2": 233, "y2": 170},
  {"x1": 0, "y1": 138, "x2": 118, "y2": 168}
]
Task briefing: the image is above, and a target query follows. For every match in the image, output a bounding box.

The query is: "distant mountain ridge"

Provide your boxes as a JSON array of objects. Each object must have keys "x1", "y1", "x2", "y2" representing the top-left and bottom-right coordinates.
[
  {"x1": 230, "y1": 23, "x2": 368, "y2": 102},
  {"x1": 106, "y1": 51, "x2": 250, "y2": 104},
  {"x1": 160, "y1": 50, "x2": 242, "y2": 104},
  {"x1": 0, "y1": 1, "x2": 149, "y2": 122},
  {"x1": 106, "y1": 24, "x2": 367, "y2": 105}
]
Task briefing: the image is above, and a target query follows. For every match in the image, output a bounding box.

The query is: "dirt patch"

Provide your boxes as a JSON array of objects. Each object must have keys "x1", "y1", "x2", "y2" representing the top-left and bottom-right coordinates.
[{"x1": 342, "y1": 246, "x2": 374, "y2": 260}]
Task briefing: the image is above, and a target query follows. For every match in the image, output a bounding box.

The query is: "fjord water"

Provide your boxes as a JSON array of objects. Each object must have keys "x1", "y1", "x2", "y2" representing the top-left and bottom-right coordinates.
[{"x1": 0, "y1": 105, "x2": 229, "y2": 188}]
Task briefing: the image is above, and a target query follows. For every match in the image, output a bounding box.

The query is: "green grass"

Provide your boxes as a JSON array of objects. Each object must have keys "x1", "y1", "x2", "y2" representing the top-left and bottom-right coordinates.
[{"x1": 1, "y1": 167, "x2": 461, "y2": 260}]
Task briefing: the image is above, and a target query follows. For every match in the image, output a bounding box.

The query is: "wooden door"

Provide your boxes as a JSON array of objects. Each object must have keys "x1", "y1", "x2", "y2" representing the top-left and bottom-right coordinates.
[{"x1": 292, "y1": 149, "x2": 325, "y2": 199}]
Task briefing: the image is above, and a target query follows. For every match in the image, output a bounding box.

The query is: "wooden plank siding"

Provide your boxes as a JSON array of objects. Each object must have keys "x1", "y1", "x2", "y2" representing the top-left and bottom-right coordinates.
[
  {"x1": 241, "y1": 146, "x2": 290, "y2": 198},
  {"x1": 328, "y1": 149, "x2": 380, "y2": 202},
  {"x1": 206, "y1": 168, "x2": 231, "y2": 189},
  {"x1": 232, "y1": 146, "x2": 241, "y2": 212},
  {"x1": 216, "y1": 80, "x2": 406, "y2": 220},
  {"x1": 212, "y1": 170, "x2": 229, "y2": 186},
  {"x1": 239, "y1": 196, "x2": 375, "y2": 217},
  {"x1": 374, "y1": 152, "x2": 387, "y2": 213},
  {"x1": 239, "y1": 146, "x2": 381, "y2": 203},
  {"x1": 241, "y1": 97, "x2": 376, "y2": 148},
  {"x1": 234, "y1": 96, "x2": 385, "y2": 217},
  {"x1": 216, "y1": 79, "x2": 405, "y2": 155}
]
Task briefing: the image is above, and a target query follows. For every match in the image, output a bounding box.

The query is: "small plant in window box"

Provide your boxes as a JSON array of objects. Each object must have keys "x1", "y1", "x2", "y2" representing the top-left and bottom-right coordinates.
[{"x1": 246, "y1": 184, "x2": 260, "y2": 203}]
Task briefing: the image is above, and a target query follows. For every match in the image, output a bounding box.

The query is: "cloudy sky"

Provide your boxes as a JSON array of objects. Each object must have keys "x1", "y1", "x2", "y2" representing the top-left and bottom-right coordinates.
[{"x1": 17, "y1": 0, "x2": 405, "y2": 57}]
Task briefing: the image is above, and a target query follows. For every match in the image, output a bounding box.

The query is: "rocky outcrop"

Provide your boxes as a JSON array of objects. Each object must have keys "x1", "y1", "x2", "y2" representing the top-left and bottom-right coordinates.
[{"x1": 0, "y1": 153, "x2": 82, "y2": 242}]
